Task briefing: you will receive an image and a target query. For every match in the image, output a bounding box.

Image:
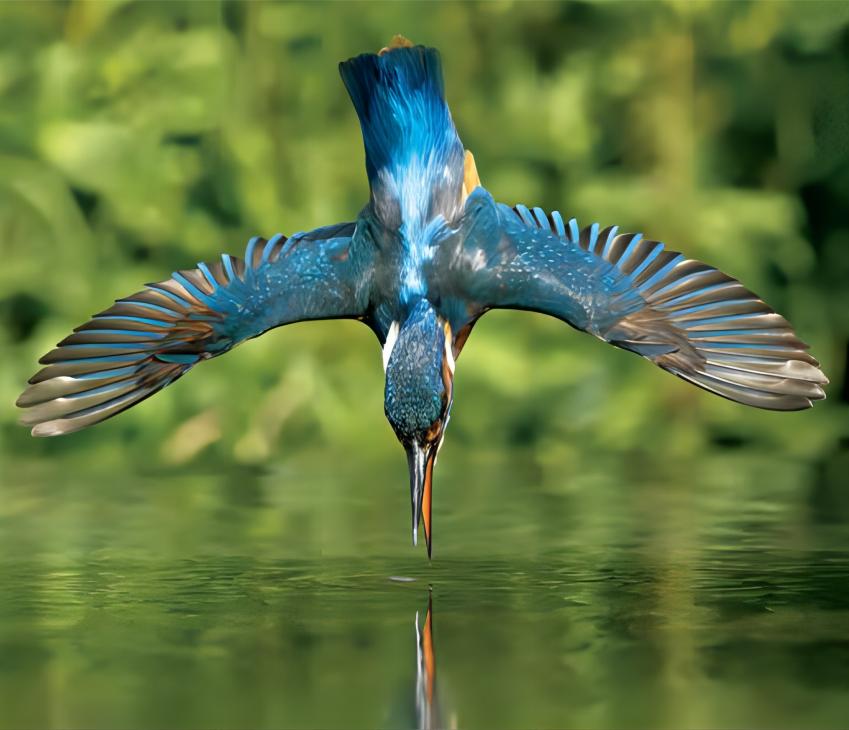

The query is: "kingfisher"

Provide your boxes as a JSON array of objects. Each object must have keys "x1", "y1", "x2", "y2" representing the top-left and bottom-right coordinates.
[{"x1": 17, "y1": 36, "x2": 827, "y2": 557}]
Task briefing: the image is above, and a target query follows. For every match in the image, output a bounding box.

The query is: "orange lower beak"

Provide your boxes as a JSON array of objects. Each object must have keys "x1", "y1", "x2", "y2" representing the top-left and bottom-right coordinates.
[{"x1": 422, "y1": 450, "x2": 435, "y2": 558}]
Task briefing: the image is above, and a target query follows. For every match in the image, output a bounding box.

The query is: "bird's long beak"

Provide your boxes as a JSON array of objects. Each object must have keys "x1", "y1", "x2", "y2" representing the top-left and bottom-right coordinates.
[{"x1": 407, "y1": 442, "x2": 436, "y2": 558}]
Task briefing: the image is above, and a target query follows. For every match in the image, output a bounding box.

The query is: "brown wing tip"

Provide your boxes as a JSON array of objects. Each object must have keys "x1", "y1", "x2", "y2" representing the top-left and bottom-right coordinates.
[{"x1": 30, "y1": 421, "x2": 68, "y2": 438}]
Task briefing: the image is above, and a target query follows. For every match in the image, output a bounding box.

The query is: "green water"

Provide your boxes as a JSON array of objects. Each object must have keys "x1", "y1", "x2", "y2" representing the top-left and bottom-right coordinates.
[{"x1": 2, "y1": 446, "x2": 848, "y2": 730}]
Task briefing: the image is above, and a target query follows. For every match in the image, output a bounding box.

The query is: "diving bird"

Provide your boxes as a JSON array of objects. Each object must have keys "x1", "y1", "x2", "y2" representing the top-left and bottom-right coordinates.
[{"x1": 17, "y1": 36, "x2": 828, "y2": 557}]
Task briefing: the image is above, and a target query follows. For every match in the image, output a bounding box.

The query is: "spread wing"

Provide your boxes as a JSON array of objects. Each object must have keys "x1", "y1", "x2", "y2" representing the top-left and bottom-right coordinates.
[
  {"x1": 453, "y1": 193, "x2": 826, "y2": 410},
  {"x1": 17, "y1": 222, "x2": 372, "y2": 435}
]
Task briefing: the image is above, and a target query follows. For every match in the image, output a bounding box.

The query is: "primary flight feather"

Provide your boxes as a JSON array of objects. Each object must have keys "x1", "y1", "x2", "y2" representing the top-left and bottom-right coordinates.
[{"x1": 18, "y1": 37, "x2": 827, "y2": 557}]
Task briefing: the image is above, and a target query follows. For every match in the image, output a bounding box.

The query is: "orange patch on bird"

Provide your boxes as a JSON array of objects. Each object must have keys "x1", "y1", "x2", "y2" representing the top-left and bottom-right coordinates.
[
  {"x1": 452, "y1": 316, "x2": 480, "y2": 359},
  {"x1": 379, "y1": 35, "x2": 414, "y2": 55},
  {"x1": 461, "y1": 150, "x2": 481, "y2": 203}
]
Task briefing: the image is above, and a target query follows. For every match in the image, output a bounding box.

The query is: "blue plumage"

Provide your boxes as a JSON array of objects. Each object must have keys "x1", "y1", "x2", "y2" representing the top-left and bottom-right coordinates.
[
  {"x1": 384, "y1": 300, "x2": 450, "y2": 440},
  {"x1": 340, "y1": 45, "x2": 463, "y2": 187},
  {"x1": 340, "y1": 44, "x2": 465, "y2": 249},
  {"x1": 18, "y1": 38, "x2": 827, "y2": 557},
  {"x1": 17, "y1": 225, "x2": 368, "y2": 435}
]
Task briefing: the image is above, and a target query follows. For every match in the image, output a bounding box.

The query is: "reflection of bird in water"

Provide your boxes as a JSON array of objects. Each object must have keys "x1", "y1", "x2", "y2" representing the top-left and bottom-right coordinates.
[
  {"x1": 415, "y1": 592, "x2": 439, "y2": 730},
  {"x1": 18, "y1": 36, "x2": 827, "y2": 558},
  {"x1": 414, "y1": 591, "x2": 455, "y2": 730},
  {"x1": 386, "y1": 589, "x2": 451, "y2": 730}
]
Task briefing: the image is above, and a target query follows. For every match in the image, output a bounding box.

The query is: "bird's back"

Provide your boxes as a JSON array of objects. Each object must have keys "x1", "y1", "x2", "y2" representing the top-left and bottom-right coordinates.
[{"x1": 340, "y1": 40, "x2": 466, "y2": 237}]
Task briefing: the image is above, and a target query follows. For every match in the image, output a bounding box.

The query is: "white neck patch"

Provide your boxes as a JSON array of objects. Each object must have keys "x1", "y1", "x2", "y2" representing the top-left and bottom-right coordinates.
[
  {"x1": 441, "y1": 320, "x2": 456, "y2": 375},
  {"x1": 382, "y1": 321, "x2": 400, "y2": 371}
]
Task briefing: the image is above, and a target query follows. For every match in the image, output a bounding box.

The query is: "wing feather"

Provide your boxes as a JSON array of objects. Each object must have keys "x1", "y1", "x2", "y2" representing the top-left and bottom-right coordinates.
[
  {"x1": 473, "y1": 198, "x2": 827, "y2": 410},
  {"x1": 18, "y1": 223, "x2": 368, "y2": 435}
]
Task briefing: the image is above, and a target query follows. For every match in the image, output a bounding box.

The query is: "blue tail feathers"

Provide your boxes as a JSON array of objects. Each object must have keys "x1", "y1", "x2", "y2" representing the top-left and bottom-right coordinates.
[{"x1": 339, "y1": 44, "x2": 463, "y2": 186}]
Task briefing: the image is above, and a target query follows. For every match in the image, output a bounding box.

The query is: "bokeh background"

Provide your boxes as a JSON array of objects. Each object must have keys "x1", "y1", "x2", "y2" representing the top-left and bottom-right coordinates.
[
  {"x1": 2, "y1": 0, "x2": 847, "y2": 471},
  {"x1": 1, "y1": 3, "x2": 848, "y2": 729}
]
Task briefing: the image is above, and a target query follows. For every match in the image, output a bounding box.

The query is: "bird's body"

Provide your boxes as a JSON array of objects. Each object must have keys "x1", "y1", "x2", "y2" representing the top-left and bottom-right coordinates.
[{"x1": 18, "y1": 37, "x2": 828, "y2": 557}]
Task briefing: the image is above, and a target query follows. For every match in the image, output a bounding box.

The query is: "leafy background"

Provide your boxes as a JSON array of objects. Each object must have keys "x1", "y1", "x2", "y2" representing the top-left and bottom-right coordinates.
[
  {"x1": 1, "y1": 3, "x2": 849, "y2": 729},
  {"x1": 1, "y1": 0, "x2": 846, "y2": 473}
]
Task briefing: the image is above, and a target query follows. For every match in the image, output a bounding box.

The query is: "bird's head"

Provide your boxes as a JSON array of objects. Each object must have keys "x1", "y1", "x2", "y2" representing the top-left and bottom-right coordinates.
[{"x1": 383, "y1": 300, "x2": 455, "y2": 557}]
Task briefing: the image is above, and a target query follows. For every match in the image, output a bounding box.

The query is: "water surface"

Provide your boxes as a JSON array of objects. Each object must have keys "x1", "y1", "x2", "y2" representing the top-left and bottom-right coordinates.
[{"x1": 1, "y1": 447, "x2": 847, "y2": 729}]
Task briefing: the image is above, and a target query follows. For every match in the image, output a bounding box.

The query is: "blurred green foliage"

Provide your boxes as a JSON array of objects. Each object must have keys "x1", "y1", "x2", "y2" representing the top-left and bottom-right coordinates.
[
  {"x1": 2, "y1": 6, "x2": 849, "y2": 728},
  {"x1": 1, "y1": 0, "x2": 847, "y2": 473}
]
